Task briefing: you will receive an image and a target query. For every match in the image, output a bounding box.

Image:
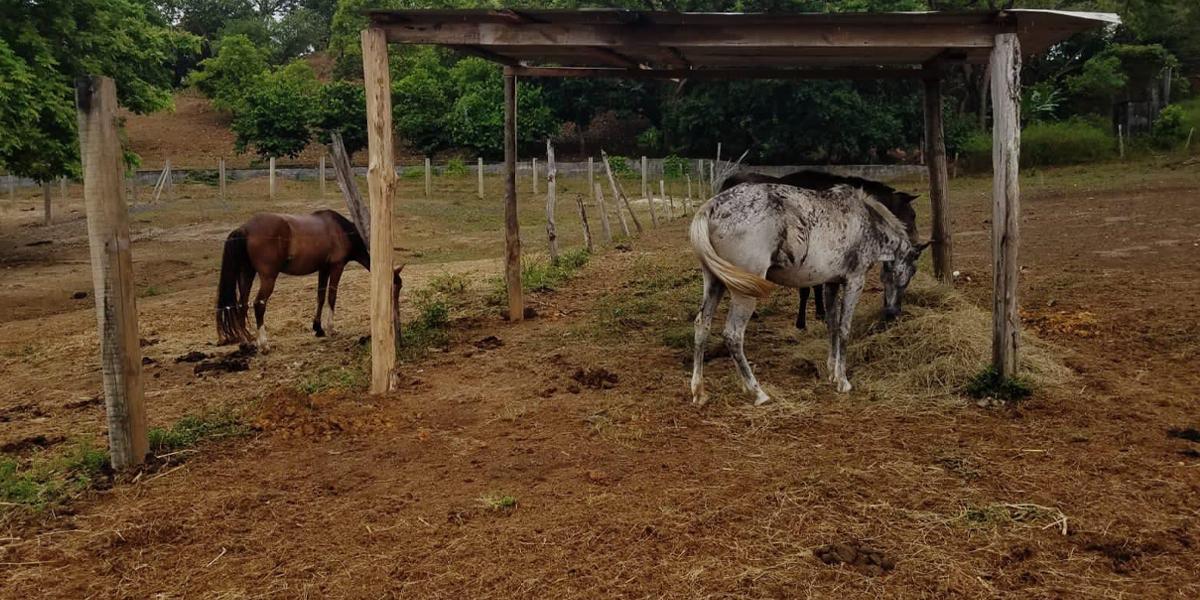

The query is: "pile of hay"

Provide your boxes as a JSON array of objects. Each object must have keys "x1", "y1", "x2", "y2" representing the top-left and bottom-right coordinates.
[{"x1": 786, "y1": 273, "x2": 1071, "y2": 402}]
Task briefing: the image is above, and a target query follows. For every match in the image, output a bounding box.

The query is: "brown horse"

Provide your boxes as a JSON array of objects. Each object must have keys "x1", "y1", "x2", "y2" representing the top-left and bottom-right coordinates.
[{"x1": 215, "y1": 209, "x2": 402, "y2": 352}]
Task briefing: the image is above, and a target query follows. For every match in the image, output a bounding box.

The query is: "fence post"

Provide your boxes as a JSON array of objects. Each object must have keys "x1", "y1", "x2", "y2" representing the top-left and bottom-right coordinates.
[
  {"x1": 424, "y1": 157, "x2": 431, "y2": 198},
  {"x1": 532, "y1": 158, "x2": 538, "y2": 195},
  {"x1": 924, "y1": 73, "x2": 953, "y2": 283},
  {"x1": 593, "y1": 182, "x2": 612, "y2": 244},
  {"x1": 42, "y1": 181, "x2": 52, "y2": 225},
  {"x1": 319, "y1": 154, "x2": 326, "y2": 197},
  {"x1": 477, "y1": 157, "x2": 484, "y2": 199},
  {"x1": 545, "y1": 140, "x2": 559, "y2": 263},
  {"x1": 60, "y1": 176, "x2": 68, "y2": 206},
  {"x1": 686, "y1": 174, "x2": 693, "y2": 212},
  {"x1": 600, "y1": 151, "x2": 635, "y2": 236},
  {"x1": 1118, "y1": 125, "x2": 1125, "y2": 159},
  {"x1": 75, "y1": 75, "x2": 148, "y2": 470},
  {"x1": 269, "y1": 157, "x2": 276, "y2": 200},
  {"x1": 587, "y1": 157, "x2": 594, "y2": 189},
  {"x1": 165, "y1": 159, "x2": 173, "y2": 202},
  {"x1": 502, "y1": 69, "x2": 524, "y2": 321},
  {"x1": 219, "y1": 158, "x2": 227, "y2": 203},
  {"x1": 642, "y1": 155, "x2": 658, "y2": 226}
]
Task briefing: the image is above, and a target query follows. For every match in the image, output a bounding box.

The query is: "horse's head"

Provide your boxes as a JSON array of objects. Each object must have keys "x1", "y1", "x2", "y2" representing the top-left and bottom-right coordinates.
[
  {"x1": 392, "y1": 264, "x2": 404, "y2": 301},
  {"x1": 880, "y1": 240, "x2": 930, "y2": 320},
  {"x1": 885, "y1": 191, "x2": 920, "y2": 242}
]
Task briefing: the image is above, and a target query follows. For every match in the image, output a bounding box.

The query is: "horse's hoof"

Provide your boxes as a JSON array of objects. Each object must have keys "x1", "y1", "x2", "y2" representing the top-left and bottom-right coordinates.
[
  {"x1": 836, "y1": 379, "x2": 852, "y2": 393},
  {"x1": 753, "y1": 392, "x2": 771, "y2": 406},
  {"x1": 692, "y1": 391, "x2": 708, "y2": 406}
]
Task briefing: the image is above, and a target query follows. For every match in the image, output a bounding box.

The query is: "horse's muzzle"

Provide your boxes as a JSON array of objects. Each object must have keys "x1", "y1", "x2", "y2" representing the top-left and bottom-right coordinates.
[{"x1": 883, "y1": 307, "x2": 901, "y2": 321}]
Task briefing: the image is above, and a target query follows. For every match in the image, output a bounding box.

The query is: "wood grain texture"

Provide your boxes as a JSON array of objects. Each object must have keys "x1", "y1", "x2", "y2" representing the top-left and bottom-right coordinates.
[
  {"x1": 594, "y1": 182, "x2": 612, "y2": 244},
  {"x1": 924, "y1": 75, "x2": 953, "y2": 283},
  {"x1": 990, "y1": 32, "x2": 1021, "y2": 378},
  {"x1": 503, "y1": 71, "x2": 524, "y2": 321},
  {"x1": 361, "y1": 28, "x2": 397, "y2": 393},
  {"x1": 545, "y1": 140, "x2": 559, "y2": 263}
]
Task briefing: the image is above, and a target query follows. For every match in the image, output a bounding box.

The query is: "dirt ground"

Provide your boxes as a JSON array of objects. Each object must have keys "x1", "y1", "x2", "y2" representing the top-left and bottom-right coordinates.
[{"x1": 1, "y1": 161, "x2": 1198, "y2": 598}]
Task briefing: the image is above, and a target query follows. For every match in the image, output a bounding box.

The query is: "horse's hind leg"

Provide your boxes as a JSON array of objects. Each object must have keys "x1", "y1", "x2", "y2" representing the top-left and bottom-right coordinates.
[
  {"x1": 796, "y1": 287, "x2": 809, "y2": 330},
  {"x1": 725, "y1": 293, "x2": 770, "y2": 406},
  {"x1": 814, "y1": 285, "x2": 826, "y2": 321},
  {"x1": 690, "y1": 269, "x2": 726, "y2": 406},
  {"x1": 831, "y1": 277, "x2": 864, "y2": 393},
  {"x1": 313, "y1": 268, "x2": 330, "y2": 337},
  {"x1": 822, "y1": 282, "x2": 843, "y2": 380},
  {"x1": 253, "y1": 273, "x2": 277, "y2": 353},
  {"x1": 324, "y1": 262, "x2": 347, "y2": 336}
]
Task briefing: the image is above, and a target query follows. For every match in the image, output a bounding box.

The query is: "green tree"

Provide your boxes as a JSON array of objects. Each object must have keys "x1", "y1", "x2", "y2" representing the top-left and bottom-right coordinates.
[
  {"x1": 314, "y1": 81, "x2": 368, "y2": 154},
  {"x1": 391, "y1": 48, "x2": 453, "y2": 154},
  {"x1": 230, "y1": 61, "x2": 320, "y2": 158},
  {"x1": 188, "y1": 35, "x2": 270, "y2": 112},
  {"x1": 0, "y1": 0, "x2": 190, "y2": 183}
]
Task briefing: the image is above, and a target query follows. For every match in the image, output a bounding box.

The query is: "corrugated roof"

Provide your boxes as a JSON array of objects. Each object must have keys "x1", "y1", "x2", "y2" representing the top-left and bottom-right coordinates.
[{"x1": 364, "y1": 9, "x2": 1118, "y2": 78}]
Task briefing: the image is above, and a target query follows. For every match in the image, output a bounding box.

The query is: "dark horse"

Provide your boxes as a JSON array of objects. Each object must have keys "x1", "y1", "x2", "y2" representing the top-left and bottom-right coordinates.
[
  {"x1": 719, "y1": 170, "x2": 919, "y2": 329},
  {"x1": 215, "y1": 209, "x2": 402, "y2": 352}
]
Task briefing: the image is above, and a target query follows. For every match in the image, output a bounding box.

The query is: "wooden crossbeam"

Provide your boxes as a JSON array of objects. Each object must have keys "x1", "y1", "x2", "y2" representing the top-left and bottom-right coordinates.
[
  {"x1": 509, "y1": 66, "x2": 925, "y2": 80},
  {"x1": 381, "y1": 22, "x2": 1000, "y2": 49}
]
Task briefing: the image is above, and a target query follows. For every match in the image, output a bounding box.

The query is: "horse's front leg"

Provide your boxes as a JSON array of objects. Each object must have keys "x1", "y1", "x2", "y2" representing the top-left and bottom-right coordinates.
[
  {"x1": 691, "y1": 270, "x2": 726, "y2": 406},
  {"x1": 822, "y1": 282, "x2": 842, "y2": 379},
  {"x1": 725, "y1": 293, "x2": 770, "y2": 406},
  {"x1": 313, "y1": 267, "x2": 330, "y2": 337},
  {"x1": 832, "y1": 275, "x2": 865, "y2": 393},
  {"x1": 796, "y1": 287, "x2": 809, "y2": 330}
]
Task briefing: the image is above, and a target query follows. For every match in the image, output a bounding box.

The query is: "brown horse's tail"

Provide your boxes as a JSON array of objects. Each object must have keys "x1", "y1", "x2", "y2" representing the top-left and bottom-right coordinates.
[{"x1": 215, "y1": 229, "x2": 252, "y2": 344}]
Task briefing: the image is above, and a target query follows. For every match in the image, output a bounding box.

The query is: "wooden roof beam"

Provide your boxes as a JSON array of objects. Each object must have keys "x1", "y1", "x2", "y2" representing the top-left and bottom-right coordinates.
[
  {"x1": 381, "y1": 22, "x2": 1001, "y2": 50},
  {"x1": 450, "y1": 45, "x2": 521, "y2": 66},
  {"x1": 509, "y1": 66, "x2": 925, "y2": 81}
]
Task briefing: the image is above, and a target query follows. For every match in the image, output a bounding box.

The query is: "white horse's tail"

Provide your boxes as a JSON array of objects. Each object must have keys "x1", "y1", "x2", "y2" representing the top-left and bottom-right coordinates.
[{"x1": 689, "y1": 203, "x2": 774, "y2": 299}]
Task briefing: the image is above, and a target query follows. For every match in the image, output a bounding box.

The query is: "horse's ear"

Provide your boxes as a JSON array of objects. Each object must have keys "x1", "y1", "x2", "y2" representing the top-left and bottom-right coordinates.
[
  {"x1": 914, "y1": 241, "x2": 932, "y2": 253},
  {"x1": 897, "y1": 192, "x2": 920, "y2": 204},
  {"x1": 394, "y1": 263, "x2": 405, "y2": 274}
]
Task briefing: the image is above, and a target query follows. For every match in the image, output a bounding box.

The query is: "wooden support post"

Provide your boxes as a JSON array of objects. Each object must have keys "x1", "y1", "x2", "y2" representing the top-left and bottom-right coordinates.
[
  {"x1": 545, "y1": 140, "x2": 559, "y2": 263},
  {"x1": 532, "y1": 158, "x2": 539, "y2": 195},
  {"x1": 42, "y1": 181, "x2": 51, "y2": 225},
  {"x1": 642, "y1": 155, "x2": 657, "y2": 226},
  {"x1": 424, "y1": 157, "x2": 432, "y2": 198},
  {"x1": 361, "y1": 28, "x2": 397, "y2": 393},
  {"x1": 269, "y1": 157, "x2": 276, "y2": 200},
  {"x1": 924, "y1": 74, "x2": 953, "y2": 283},
  {"x1": 219, "y1": 158, "x2": 227, "y2": 203},
  {"x1": 75, "y1": 75, "x2": 147, "y2": 470},
  {"x1": 601, "y1": 150, "x2": 640, "y2": 235},
  {"x1": 990, "y1": 32, "x2": 1022, "y2": 379},
  {"x1": 319, "y1": 154, "x2": 326, "y2": 197},
  {"x1": 502, "y1": 69, "x2": 524, "y2": 321},
  {"x1": 594, "y1": 182, "x2": 612, "y2": 244},
  {"x1": 477, "y1": 157, "x2": 484, "y2": 199}
]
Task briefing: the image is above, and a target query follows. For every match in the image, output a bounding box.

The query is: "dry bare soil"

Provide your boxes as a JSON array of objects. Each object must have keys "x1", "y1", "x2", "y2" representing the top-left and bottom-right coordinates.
[{"x1": 1, "y1": 161, "x2": 1198, "y2": 598}]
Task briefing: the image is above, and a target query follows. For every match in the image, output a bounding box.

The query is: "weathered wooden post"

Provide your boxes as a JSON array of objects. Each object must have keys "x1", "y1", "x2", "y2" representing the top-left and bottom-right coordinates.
[
  {"x1": 601, "y1": 150, "x2": 639, "y2": 235},
  {"x1": 990, "y1": 32, "x2": 1022, "y2": 379},
  {"x1": 545, "y1": 140, "x2": 559, "y2": 263},
  {"x1": 502, "y1": 68, "x2": 524, "y2": 321},
  {"x1": 60, "y1": 176, "x2": 68, "y2": 205},
  {"x1": 42, "y1": 181, "x2": 52, "y2": 225},
  {"x1": 1118, "y1": 125, "x2": 1125, "y2": 159},
  {"x1": 587, "y1": 157, "x2": 594, "y2": 190},
  {"x1": 219, "y1": 158, "x2": 227, "y2": 203},
  {"x1": 661, "y1": 179, "x2": 674, "y2": 220},
  {"x1": 924, "y1": 72, "x2": 953, "y2": 283},
  {"x1": 424, "y1": 157, "x2": 432, "y2": 198},
  {"x1": 593, "y1": 182, "x2": 612, "y2": 244},
  {"x1": 686, "y1": 174, "x2": 693, "y2": 212},
  {"x1": 477, "y1": 157, "x2": 484, "y2": 199},
  {"x1": 164, "y1": 159, "x2": 173, "y2": 202},
  {"x1": 76, "y1": 75, "x2": 148, "y2": 470},
  {"x1": 329, "y1": 133, "x2": 370, "y2": 240},
  {"x1": 575, "y1": 184, "x2": 593, "y2": 253},
  {"x1": 532, "y1": 158, "x2": 539, "y2": 195},
  {"x1": 6, "y1": 173, "x2": 13, "y2": 206},
  {"x1": 361, "y1": 28, "x2": 397, "y2": 393},
  {"x1": 269, "y1": 157, "x2": 276, "y2": 200},
  {"x1": 319, "y1": 154, "x2": 326, "y2": 197},
  {"x1": 642, "y1": 155, "x2": 658, "y2": 226}
]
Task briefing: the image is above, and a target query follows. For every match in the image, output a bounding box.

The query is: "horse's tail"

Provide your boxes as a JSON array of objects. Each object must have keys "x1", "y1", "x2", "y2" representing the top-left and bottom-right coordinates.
[
  {"x1": 215, "y1": 229, "x2": 251, "y2": 344},
  {"x1": 689, "y1": 201, "x2": 775, "y2": 299}
]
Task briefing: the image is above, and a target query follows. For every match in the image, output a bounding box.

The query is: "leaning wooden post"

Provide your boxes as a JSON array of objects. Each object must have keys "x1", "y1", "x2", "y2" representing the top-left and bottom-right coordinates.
[
  {"x1": 661, "y1": 179, "x2": 674, "y2": 220},
  {"x1": 575, "y1": 184, "x2": 593, "y2": 253},
  {"x1": 477, "y1": 157, "x2": 484, "y2": 199},
  {"x1": 75, "y1": 76, "x2": 148, "y2": 470},
  {"x1": 218, "y1": 158, "x2": 227, "y2": 203},
  {"x1": 990, "y1": 32, "x2": 1022, "y2": 379},
  {"x1": 424, "y1": 157, "x2": 432, "y2": 198},
  {"x1": 601, "y1": 150, "x2": 639, "y2": 235},
  {"x1": 593, "y1": 182, "x2": 612, "y2": 244},
  {"x1": 165, "y1": 159, "x2": 173, "y2": 202},
  {"x1": 502, "y1": 68, "x2": 524, "y2": 321},
  {"x1": 319, "y1": 154, "x2": 326, "y2": 197},
  {"x1": 642, "y1": 155, "x2": 658, "y2": 227},
  {"x1": 42, "y1": 181, "x2": 52, "y2": 225},
  {"x1": 531, "y1": 158, "x2": 539, "y2": 195},
  {"x1": 923, "y1": 73, "x2": 953, "y2": 283},
  {"x1": 545, "y1": 139, "x2": 559, "y2": 264},
  {"x1": 361, "y1": 28, "x2": 397, "y2": 393}
]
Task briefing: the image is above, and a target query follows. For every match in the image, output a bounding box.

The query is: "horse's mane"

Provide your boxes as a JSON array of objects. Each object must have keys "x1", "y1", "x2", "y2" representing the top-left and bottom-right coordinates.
[
  {"x1": 318, "y1": 209, "x2": 367, "y2": 251},
  {"x1": 844, "y1": 186, "x2": 907, "y2": 244}
]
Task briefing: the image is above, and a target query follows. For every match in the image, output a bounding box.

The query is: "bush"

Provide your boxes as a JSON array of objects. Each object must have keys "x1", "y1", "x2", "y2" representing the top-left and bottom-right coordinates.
[
  {"x1": 1151, "y1": 104, "x2": 1188, "y2": 149},
  {"x1": 959, "y1": 119, "x2": 1115, "y2": 170},
  {"x1": 663, "y1": 154, "x2": 690, "y2": 177},
  {"x1": 444, "y1": 157, "x2": 468, "y2": 176},
  {"x1": 188, "y1": 34, "x2": 268, "y2": 112},
  {"x1": 606, "y1": 155, "x2": 633, "y2": 176}
]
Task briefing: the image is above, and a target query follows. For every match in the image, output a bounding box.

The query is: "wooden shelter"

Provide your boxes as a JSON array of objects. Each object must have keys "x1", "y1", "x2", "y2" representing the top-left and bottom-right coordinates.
[{"x1": 358, "y1": 8, "x2": 1118, "y2": 393}]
